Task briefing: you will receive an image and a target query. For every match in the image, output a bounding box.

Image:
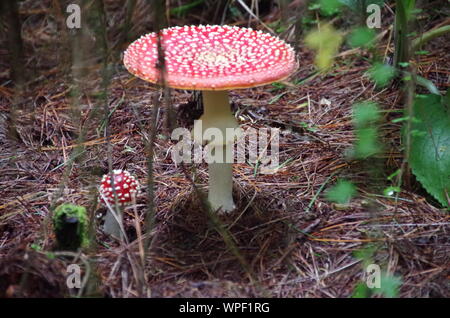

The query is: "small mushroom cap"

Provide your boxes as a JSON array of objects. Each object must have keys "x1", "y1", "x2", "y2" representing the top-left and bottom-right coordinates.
[
  {"x1": 123, "y1": 25, "x2": 298, "y2": 91},
  {"x1": 99, "y1": 169, "x2": 140, "y2": 204}
]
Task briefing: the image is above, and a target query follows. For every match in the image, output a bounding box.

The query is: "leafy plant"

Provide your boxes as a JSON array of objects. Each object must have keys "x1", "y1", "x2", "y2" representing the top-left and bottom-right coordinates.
[
  {"x1": 408, "y1": 94, "x2": 450, "y2": 208},
  {"x1": 305, "y1": 24, "x2": 343, "y2": 70},
  {"x1": 352, "y1": 282, "x2": 372, "y2": 297},
  {"x1": 355, "y1": 127, "x2": 381, "y2": 158},
  {"x1": 383, "y1": 186, "x2": 401, "y2": 197},
  {"x1": 353, "y1": 243, "x2": 378, "y2": 266},
  {"x1": 348, "y1": 27, "x2": 376, "y2": 48},
  {"x1": 352, "y1": 101, "x2": 382, "y2": 158},
  {"x1": 378, "y1": 274, "x2": 402, "y2": 298},
  {"x1": 326, "y1": 179, "x2": 357, "y2": 204},
  {"x1": 318, "y1": 0, "x2": 342, "y2": 16},
  {"x1": 353, "y1": 101, "x2": 381, "y2": 125},
  {"x1": 368, "y1": 63, "x2": 396, "y2": 87}
]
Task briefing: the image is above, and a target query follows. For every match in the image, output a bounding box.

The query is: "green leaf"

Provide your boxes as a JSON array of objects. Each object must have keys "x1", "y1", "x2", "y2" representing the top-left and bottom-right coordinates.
[
  {"x1": 353, "y1": 244, "x2": 377, "y2": 262},
  {"x1": 326, "y1": 180, "x2": 357, "y2": 204},
  {"x1": 414, "y1": 50, "x2": 429, "y2": 55},
  {"x1": 393, "y1": 116, "x2": 420, "y2": 124},
  {"x1": 276, "y1": 25, "x2": 287, "y2": 34},
  {"x1": 319, "y1": 0, "x2": 342, "y2": 16},
  {"x1": 46, "y1": 252, "x2": 56, "y2": 260},
  {"x1": 30, "y1": 243, "x2": 42, "y2": 251},
  {"x1": 387, "y1": 169, "x2": 401, "y2": 181},
  {"x1": 443, "y1": 88, "x2": 450, "y2": 108},
  {"x1": 368, "y1": 63, "x2": 396, "y2": 87},
  {"x1": 415, "y1": 75, "x2": 441, "y2": 95},
  {"x1": 348, "y1": 27, "x2": 376, "y2": 48},
  {"x1": 353, "y1": 101, "x2": 381, "y2": 127},
  {"x1": 305, "y1": 24, "x2": 343, "y2": 70},
  {"x1": 271, "y1": 82, "x2": 286, "y2": 90},
  {"x1": 355, "y1": 127, "x2": 381, "y2": 158},
  {"x1": 410, "y1": 129, "x2": 427, "y2": 137},
  {"x1": 392, "y1": 116, "x2": 409, "y2": 123},
  {"x1": 352, "y1": 282, "x2": 372, "y2": 298},
  {"x1": 408, "y1": 94, "x2": 450, "y2": 208},
  {"x1": 308, "y1": 3, "x2": 322, "y2": 10},
  {"x1": 383, "y1": 186, "x2": 401, "y2": 196},
  {"x1": 376, "y1": 274, "x2": 402, "y2": 298},
  {"x1": 299, "y1": 121, "x2": 319, "y2": 132}
]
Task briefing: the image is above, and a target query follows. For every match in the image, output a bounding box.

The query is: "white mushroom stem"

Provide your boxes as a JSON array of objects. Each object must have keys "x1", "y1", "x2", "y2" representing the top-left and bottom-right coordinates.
[
  {"x1": 103, "y1": 209, "x2": 122, "y2": 238},
  {"x1": 193, "y1": 91, "x2": 238, "y2": 213},
  {"x1": 208, "y1": 145, "x2": 235, "y2": 212}
]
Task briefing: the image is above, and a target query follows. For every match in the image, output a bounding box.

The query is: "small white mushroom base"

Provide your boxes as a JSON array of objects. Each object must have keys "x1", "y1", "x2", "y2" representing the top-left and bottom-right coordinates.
[
  {"x1": 103, "y1": 210, "x2": 121, "y2": 238},
  {"x1": 208, "y1": 160, "x2": 236, "y2": 213}
]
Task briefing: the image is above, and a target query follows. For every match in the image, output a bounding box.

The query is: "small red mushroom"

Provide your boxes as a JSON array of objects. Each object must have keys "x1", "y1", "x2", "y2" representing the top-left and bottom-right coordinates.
[
  {"x1": 100, "y1": 169, "x2": 140, "y2": 204},
  {"x1": 99, "y1": 169, "x2": 140, "y2": 237}
]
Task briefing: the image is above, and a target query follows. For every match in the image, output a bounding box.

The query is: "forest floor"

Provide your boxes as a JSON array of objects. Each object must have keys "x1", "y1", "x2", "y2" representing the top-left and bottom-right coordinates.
[{"x1": 0, "y1": 0, "x2": 449, "y2": 298}]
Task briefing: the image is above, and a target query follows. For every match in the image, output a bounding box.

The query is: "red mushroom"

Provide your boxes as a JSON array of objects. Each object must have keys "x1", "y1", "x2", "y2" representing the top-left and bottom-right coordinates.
[
  {"x1": 99, "y1": 169, "x2": 140, "y2": 237},
  {"x1": 124, "y1": 25, "x2": 297, "y2": 213},
  {"x1": 124, "y1": 25, "x2": 296, "y2": 90}
]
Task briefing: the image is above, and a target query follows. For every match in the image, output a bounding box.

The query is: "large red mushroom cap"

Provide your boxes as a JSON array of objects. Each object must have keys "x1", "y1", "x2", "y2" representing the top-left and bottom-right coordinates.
[
  {"x1": 99, "y1": 170, "x2": 140, "y2": 204},
  {"x1": 123, "y1": 25, "x2": 297, "y2": 90}
]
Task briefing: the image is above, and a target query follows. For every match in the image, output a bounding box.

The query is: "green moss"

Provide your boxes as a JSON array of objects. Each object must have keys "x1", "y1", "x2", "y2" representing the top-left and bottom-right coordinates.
[{"x1": 53, "y1": 204, "x2": 89, "y2": 250}]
